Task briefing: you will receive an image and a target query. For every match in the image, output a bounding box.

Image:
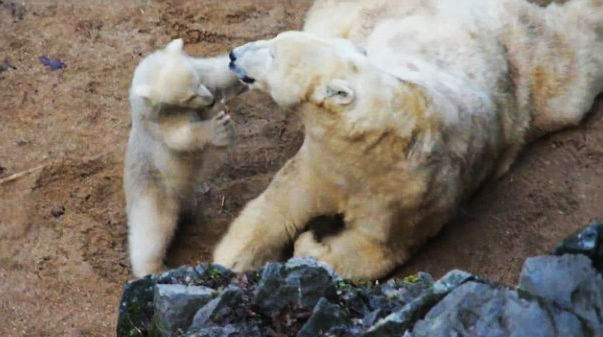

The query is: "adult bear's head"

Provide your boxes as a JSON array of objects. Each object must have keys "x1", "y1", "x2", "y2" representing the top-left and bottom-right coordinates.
[{"x1": 229, "y1": 31, "x2": 430, "y2": 142}]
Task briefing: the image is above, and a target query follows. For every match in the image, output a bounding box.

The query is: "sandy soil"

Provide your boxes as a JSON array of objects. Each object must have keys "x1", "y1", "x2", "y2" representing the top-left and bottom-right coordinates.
[{"x1": 0, "y1": 0, "x2": 601, "y2": 336}]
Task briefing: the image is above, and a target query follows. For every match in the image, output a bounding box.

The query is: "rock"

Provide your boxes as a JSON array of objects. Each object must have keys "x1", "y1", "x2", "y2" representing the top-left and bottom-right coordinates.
[
  {"x1": 381, "y1": 272, "x2": 434, "y2": 304},
  {"x1": 325, "y1": 280, "x2": 381, "y2": 325},
  {"x1": 155, "y1": 265, "x2": 205, "y2": 285},
  {"x1": 553, "y1": 221, "x2": 603, "y2": 271},
  {"x1": 286, "y1": 258, "x2": 335, "y2": 309},
  {"x1": 155, "y1": 264, "x2": 234, "y2": 289},
  {"x1": 364, "y1": 292, "x2": 438, "y2": 337},
  {"x1": 117, "y1": 276, "x2": 156, "y2": 337},
  {"x1": 116, "y1": 232, "x2": 603, "y2": 337},
  {"x1": 411, "y1": 281, "x2": 587, "y2": 337},
  {"x1": 432, "y1": 269, "x2": 475, "y2": 294},
  {"x1": 157, "y1": 266, "x2": 202, "y2": 284},
  {"x1": 518, "y1": 254, "x2": 603, "y2": 333},
  {"x1": 285, "y1": 256, "x2": 339, "y2": 280},
  {"x1": 186, "y1": 324, "x2": 263, "y2": 337},
  {"x1": 153, "y1": 284, "x2": 216, "y2": 337},
  {"x1": 190, "y1": 286, "x2": 244, "y2": 329},
  {"x1": 253, "y1": 258, "x2": 334, "y2": 316},
  {"x1": 364, "y1": 270, "x2": 474, "y2": 337},
  {"x1": 117, "y1": 264, "x2": 234, "y2": 337},
  {"x1": 252, "y1": 262, "x2": 298, "y2": 316},
  {"x1": 296, "y1": 298, "x2": 350, "y2": 337}
]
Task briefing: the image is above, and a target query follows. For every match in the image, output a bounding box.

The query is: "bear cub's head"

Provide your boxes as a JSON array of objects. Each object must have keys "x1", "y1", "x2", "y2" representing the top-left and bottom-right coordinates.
[{"x1": 131, "y1": 39, "x2": 215, "y2": 109}]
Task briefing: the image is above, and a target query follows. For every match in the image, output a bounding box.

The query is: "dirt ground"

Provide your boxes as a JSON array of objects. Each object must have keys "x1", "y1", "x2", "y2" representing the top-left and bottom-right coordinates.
[{"x1": 0, "y1": 0, "x2": 601, "y2": 336}]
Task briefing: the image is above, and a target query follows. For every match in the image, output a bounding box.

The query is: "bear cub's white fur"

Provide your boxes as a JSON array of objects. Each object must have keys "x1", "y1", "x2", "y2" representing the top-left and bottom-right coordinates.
[{"x1": 125, "y1": 39, "x2": 242, "y2": 277}]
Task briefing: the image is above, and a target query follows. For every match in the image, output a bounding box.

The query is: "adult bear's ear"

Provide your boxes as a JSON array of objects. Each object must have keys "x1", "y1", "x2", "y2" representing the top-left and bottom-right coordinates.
[
  {"x1": 324, "y1": 79, "x2": 355, "y2": 105},
  {"x1": 133, "y1": 84, "x2": 153, "y2": 99}
]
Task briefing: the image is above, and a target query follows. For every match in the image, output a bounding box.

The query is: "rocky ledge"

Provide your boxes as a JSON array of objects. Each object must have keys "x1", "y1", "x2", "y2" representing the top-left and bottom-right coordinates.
[{"x1": 117, "y1": 222, "x2": 603, "y2": 337}]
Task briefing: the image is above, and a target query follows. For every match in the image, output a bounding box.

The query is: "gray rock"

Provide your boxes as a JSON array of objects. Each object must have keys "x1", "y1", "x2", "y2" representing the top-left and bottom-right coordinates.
[
  {"x1": 553, "y1": 220, "x2": 603, "y2": 271},
  {"x1": 186, "y1": 324, "x2": 263, "y2": 337},
  {"x1": 190, "y1": 286, "x2": 244, "y2": 329},
  {"x1": 117, "y1": 275, "x2": 156, "y2": 337},
  {"x1": 153, "y1": 284, "x2": 216, "y2": 337},
  {"x1": 297, "y1": 297, "x2": 350, "y2": 337},
  {"x1": 381, "y1": 273, "x2": 434, "y2": 304},
  {"x1": 156, "y1": 266, "x2": 205, "y2": 285},
  {"x1": 411, "y1": 281, "x2": 587, "y2": 337},
  {"x1": 364, "y1": 270, "x2": 474, "y2": 337},
  {"x1": 287, "y1": 259, "x2": 335, "y2": 309},
  {"x1": 518, "y1": 254, "x2": 603, "y2": 333},
  {"x1": 286, "y1": 256, "x2": 339, "y2": 280},
  {"x1": 253, "y1": 258, "x2": 334, "y2": 316},
  {"x1": 364, "y1": 290, "x2": 440, "y2": 337},
  {"x1": 252, "y1": 262, "x2": 299, "y2": 316},
  {"x1": 432, "y1": 269, "x2": 474, "y2": 294}
]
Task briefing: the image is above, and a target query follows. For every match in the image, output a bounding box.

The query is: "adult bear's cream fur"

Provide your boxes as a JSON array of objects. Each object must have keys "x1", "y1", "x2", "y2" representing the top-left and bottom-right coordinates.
[{"x1": 215, "y1": 0, "x2": 603, "y2": 280}]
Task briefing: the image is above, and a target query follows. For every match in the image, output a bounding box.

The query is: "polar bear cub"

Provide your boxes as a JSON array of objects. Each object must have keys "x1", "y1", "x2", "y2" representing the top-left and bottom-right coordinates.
[{"x1": 125, "y1": 39, "x2": 241, "y2": 277}]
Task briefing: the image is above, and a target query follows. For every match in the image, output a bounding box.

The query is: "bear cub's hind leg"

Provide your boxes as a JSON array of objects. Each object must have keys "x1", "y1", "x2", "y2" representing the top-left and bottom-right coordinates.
[{"x1": 128, "y1": 189, "x2": 179, "y2": 277}]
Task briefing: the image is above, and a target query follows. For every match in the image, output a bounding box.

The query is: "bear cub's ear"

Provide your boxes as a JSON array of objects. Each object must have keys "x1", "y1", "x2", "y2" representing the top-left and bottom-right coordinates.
[
  {"x1": 189, "y1": 83, "x2": 215, "y2": 107},
  {"x1": 164, "y1": 38, "x2": 184, "y2": 54},
  {"x1": 324, "y1": 79, "x2": 355, "y2": 105}
]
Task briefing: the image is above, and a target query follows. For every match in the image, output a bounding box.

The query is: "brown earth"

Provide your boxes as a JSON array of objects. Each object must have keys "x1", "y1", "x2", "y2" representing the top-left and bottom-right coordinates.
[{"x1": 0, "y1": 0, "x2": 601, "y2": 336}]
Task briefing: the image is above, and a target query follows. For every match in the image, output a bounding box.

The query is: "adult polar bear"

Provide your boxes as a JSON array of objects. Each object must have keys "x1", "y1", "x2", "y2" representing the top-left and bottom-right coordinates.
[{"x1": 215, "y1": 0, "x2": 603, "y2": 280}]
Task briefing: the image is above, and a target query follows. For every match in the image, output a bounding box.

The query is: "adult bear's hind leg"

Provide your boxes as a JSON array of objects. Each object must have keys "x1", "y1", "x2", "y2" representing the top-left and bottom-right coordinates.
[
  {"x1": 294, "y1": 200, "x2": 403, "y2": 281},
  {"x1": 294, "y1": 227, "x2": 401, "y2": 281}
]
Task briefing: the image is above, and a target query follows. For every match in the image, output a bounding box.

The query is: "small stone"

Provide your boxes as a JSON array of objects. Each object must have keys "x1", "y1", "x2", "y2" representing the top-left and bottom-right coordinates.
[
  {"x1": 39, "y1": 55, "x2": 66, "y2": 71},
  {"x1": 153, "y1": 284, "x2": 216, "y2": 337},
  {"x1": 3, "y1": 1, "x2": 26, "y2": 20},
  {"x1": 51, "y1": 205, "x2": 65, "y2": 218},
  {"x1": 296, "y1": 298, "x2": 350, "y2": 337},
  {"x1": 0, "y1": 58, "x2": 16, "y2": 73}
]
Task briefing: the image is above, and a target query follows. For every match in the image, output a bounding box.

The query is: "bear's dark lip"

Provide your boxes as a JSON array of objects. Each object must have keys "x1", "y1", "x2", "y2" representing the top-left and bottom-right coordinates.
[
  {"x1": 229, "y1": 61, "x2": 255, "y2": 84},
  {"x1": 240, "y1": 75, "x2": 255, "y2": 84}
]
